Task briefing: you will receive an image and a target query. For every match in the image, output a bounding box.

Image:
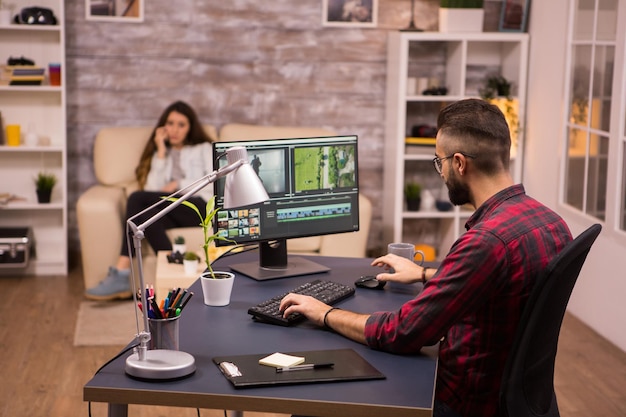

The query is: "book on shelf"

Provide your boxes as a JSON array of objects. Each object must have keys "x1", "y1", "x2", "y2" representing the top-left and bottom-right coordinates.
[
  {"x1": 405, "y1": 137, "x2": 436, "y2": 146},
  {"x1": 1, "y1": 66, "x2": 45, "y2": 85}
]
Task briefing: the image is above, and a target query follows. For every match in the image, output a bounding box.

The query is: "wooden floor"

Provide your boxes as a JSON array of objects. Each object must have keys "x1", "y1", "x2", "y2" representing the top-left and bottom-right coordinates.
[{"x1": 0, "y1": 266, "x2": 625, "y2": 417}]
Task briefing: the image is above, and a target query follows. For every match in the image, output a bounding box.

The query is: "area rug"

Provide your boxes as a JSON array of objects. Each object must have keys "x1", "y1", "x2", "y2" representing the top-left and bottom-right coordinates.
[{"x1": 74, "y1": 301, "x2": 139, "y2": 346}]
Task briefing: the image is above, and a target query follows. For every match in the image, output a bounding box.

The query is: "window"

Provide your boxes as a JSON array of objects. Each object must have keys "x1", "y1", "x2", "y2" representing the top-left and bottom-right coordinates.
[{"x1": 563, "y1": 0, "x2": 621, "y2": 224}]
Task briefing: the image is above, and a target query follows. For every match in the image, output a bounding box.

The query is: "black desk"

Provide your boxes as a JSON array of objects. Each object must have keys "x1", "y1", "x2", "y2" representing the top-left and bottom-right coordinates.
[{"x1": 84, "y1": 253, "x2": 438, "y2": 417}]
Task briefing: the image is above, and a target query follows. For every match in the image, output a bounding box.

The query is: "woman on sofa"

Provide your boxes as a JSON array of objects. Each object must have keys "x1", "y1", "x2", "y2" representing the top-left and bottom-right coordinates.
[{"x1": 85, "y1": 100, "x2": 214, "y2": 301}]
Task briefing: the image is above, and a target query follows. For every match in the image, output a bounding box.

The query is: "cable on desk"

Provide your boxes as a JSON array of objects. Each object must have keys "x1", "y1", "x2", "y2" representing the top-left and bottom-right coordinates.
[{"x1": 211, "y1": 243, "x2": 259, "y2": 263}]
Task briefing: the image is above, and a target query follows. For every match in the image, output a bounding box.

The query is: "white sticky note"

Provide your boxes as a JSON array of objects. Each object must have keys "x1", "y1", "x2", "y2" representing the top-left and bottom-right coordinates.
[{"x1": 258, "y1": 352, "x2": 305, "y2": 368}]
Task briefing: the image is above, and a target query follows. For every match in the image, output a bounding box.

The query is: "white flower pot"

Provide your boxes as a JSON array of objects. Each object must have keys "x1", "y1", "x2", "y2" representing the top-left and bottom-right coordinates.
[
  {"x1": 200, "y1": 271, "x2": 235, "y2": 306},
  {"x1": 439, "y1": 8, "x2": 484, "y2": 32},
  {"x1": 172, "y1": 243, "x2": 186, "y2": 254},
  {"x1": 182, "y1": 259, "x2": 199, "y2": 275}
]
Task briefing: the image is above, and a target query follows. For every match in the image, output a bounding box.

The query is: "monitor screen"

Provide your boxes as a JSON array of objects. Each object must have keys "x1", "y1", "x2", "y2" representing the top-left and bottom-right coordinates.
[{"x1": 213, "y1": 135, "x2": 359, "y2": 280}]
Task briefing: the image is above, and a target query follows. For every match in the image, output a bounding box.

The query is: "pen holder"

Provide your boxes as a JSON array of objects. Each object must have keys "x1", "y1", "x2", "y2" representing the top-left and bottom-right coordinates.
[{"x1": 148, "y1": 316, "x2": 180, "y2": 350}]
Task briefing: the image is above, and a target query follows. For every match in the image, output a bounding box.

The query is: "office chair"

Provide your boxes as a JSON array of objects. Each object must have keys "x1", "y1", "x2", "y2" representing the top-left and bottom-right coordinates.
[{"x1": 499, "y1": 223, "x2": 602, "y2": 417}]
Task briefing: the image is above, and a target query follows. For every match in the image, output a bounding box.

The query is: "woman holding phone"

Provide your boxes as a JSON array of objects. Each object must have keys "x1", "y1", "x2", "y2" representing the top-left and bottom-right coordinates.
[{"x1": 85, "y1": 100, "x2": 214, "y2": 301}]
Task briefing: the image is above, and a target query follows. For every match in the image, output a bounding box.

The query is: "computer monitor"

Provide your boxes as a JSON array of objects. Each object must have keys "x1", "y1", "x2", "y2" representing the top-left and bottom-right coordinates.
[{"x1": 213, "y1": 135, "x2": 359, "y2": 280}]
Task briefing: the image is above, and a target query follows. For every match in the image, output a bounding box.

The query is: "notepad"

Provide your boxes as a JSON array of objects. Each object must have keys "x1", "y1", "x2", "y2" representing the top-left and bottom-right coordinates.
[{"x1": 258, "y1": 352, "x2": 305, "y2": 368}]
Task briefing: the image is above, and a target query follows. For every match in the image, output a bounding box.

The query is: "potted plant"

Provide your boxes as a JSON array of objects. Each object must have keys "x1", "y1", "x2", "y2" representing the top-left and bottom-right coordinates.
[
  {"x1": 479, "y1": 74, "x2": 520, "y2": 150},
  {"x1": 439, "y1": 0, "x2": 484, "y2": 33},
  {"x1": 172, "y1": 235, "x2": 186, "y2": 255},
  {"x1": 34, "y1": 171, "x2": 57, "y2": 203},
  {"x1": 166, "y1": 195, "x2": 236, "y2": 306},
  {"x1": 404, "y1": 182, "x2": 422, "y2": 211},
  {"x1": 182, "y1": 251, "x2": 200, "y2": 275},
  {"x1": 479, "y1": 74, "x2": 512, "y2": 99}
]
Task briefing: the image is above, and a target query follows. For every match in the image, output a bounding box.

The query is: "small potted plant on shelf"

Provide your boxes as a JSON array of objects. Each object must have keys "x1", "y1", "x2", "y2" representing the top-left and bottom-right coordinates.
[
  {"x1": 182, "y1": 251, "x2": 200, "y2": 275},
  {"x1": 34, "y1": 171, "x2": 56, "y2": 203},
  {"x1": 404, "y1": 182, "x2": 422, "y2": 211},
  {"x1": 479, "y1": 74, "x2": 520, "y2": 150},
  {"x1": 479, "y1": 74, "x2": 512, "y2": 99},
  {"x1": 166, "y1": 195, "x2": 236, "y2": 306},
  {"x1": 439, "y1": 0, "x2": 484, "y2": 33}
]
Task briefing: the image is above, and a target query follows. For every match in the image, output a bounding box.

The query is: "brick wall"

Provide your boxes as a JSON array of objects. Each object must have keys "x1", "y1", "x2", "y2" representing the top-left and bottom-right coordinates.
[{"x1": 65, "y1": 0, "x2": 501, "y2": 258}]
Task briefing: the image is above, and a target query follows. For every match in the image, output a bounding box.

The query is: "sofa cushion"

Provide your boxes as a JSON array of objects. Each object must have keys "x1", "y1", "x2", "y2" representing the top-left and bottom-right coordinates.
[{"x1": 94, "y1": 127, "x2": 153, "y2": 186}]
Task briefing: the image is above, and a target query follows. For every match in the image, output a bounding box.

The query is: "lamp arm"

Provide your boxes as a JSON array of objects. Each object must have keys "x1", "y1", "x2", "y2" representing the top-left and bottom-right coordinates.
[
  {"x1": 125, "y1": 158, "x2": 245, "y2": 360},
  {"x1": 127, "y1": 159, "x2": 245, "y2": 236}
]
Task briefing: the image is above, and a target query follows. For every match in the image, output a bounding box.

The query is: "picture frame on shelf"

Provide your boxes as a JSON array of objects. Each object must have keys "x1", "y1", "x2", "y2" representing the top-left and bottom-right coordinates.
[
  {"x1": 86, "y1": 0, "x2": 144, "y2": 22},
  {"x1": 499, "y1": 0, "x2": 530, "y2": 32},
  {"x1": 322, "y1": 0, "x2": 378, "y2": 28}
]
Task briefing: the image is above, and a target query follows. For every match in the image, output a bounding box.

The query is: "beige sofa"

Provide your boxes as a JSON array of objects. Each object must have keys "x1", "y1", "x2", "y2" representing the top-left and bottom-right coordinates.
[{"x1": 77, "y1": 123, "x2": 372, "y2": 289}]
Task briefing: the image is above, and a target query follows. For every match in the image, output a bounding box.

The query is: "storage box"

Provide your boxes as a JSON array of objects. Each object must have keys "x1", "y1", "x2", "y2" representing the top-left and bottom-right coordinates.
[
  {"x1": 439, "y1": 8, "x2": 484, "y2": 33},
  {"x1": 0, "y1": 227, "x2": 33, "y2": 269}
]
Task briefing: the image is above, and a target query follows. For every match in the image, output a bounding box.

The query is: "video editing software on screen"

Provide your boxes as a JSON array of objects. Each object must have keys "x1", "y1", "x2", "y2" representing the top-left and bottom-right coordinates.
[{"x1": 213, "y1": 136, "x2": 359, "y2": 245}]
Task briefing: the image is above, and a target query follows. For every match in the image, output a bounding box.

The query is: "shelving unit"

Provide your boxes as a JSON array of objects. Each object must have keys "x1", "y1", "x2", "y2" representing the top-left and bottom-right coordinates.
[
  {"x1": 0, "y1": 0, "x2": 67, "y2": 275},
  {"x1": 383, "y1": 32, "x2": 529, "y2": 260}
]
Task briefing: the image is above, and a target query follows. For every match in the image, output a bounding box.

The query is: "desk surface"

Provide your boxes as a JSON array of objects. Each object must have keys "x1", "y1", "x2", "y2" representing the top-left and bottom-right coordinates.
[{"x1": 84, "y1": 253, "x2": 438, "y2": 417}]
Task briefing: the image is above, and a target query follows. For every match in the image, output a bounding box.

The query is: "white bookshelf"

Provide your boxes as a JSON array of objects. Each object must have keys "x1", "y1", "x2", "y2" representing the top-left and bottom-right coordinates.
[
  {"x1": 383, "y1": 32, "x2": 529, "y2": 260},
  {"x1": 0, "y1": 0, "x2": 67, "y2": 275}
]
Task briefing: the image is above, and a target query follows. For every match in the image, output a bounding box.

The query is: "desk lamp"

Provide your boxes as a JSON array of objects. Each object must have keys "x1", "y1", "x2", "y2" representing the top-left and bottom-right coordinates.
[{"x1": 125, "y1": 146, "x2": 269, "y2": 380}]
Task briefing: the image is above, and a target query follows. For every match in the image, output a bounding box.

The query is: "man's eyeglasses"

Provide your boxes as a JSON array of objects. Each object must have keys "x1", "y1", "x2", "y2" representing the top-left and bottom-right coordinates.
[{"x1": 432, "y1": 152, "x2": 477, "y2": 174}]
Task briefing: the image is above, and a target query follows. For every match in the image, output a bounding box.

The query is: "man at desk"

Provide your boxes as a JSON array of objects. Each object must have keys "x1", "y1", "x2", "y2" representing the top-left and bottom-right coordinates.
[{"x1": 280, "y1": 99, "x2": 572, "y2": 417}]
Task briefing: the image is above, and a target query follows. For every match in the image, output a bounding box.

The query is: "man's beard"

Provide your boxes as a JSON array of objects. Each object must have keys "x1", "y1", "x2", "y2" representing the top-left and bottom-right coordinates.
[{"x1": 446, "y1": 168, "x2": 471, "y2": 206}]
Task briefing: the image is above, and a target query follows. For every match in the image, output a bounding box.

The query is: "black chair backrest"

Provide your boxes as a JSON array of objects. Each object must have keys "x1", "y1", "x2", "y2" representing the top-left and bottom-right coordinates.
[{"x1": 499, "y1": 224, "x2": 602, "y2": 417}]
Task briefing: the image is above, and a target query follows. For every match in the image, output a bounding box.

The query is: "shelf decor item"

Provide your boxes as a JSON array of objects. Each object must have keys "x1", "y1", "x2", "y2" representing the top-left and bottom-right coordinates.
[
  {"x1": 124, "y1": 146, "x2": 268, "y2": 380},
  {"x1": 479, "y1": 74, "x2": 520, "y2": 154},
  {"x1": 499, "y1": 0, "x2": 530, "y2": 32},
  {"x1": 400, "y1": 0, "x2": 423, "y2": 32},
  {"x1": 0, "y1": 1, "x2": 13, "y2": 25},
  {"x1": 86, "y1": 0, "x2": 144, "y2": 22},
  {"x1": 322, "y1": 0, "x2": 378, "y2": 28},
  {"x1": 34, "y1": 171, "x2": 56, "y2": 203},
  {"x1": 404, "y1": 182, "x2": 422, "y2": 211},
  {"x1": 439, "y1": 0, "x2": 484, "y2": 33}
]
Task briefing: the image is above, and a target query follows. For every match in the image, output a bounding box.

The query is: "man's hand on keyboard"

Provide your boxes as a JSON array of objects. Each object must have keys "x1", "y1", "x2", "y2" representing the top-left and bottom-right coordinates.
[{"x1": 280, "y1": 294, "x2": 329, "y2": 327}]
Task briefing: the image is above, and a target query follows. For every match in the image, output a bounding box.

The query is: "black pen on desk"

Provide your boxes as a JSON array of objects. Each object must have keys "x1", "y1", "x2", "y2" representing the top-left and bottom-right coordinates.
[{"x1": 276, "y1": 363, "x2": 334, "y2": 373}]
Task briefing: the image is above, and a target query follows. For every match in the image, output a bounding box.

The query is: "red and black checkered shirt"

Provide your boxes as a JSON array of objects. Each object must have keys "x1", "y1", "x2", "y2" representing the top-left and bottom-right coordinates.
[{"x1": 365, "y1": 184, "x2": 572, "y2": 417}]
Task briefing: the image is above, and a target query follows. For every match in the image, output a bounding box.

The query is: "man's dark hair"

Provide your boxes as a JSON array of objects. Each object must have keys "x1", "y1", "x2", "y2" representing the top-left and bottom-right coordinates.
[{"x1": 437, "y1": 98, "x2": 511, "y2": 174}]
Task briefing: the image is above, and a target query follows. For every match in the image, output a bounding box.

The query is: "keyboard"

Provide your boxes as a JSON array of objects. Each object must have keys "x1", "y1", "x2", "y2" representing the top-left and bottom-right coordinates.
[{"x1": 248, "y1": 279, "x2": 355, "y2": 326}]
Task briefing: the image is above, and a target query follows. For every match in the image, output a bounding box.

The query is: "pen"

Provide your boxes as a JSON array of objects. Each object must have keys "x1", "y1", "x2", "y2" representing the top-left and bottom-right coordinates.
[
  {"x1": 276, "y1": 363, "x2": 334, "y2": 373},
  {"x1": 178, "y1": 291, "x2": 194, "y2": 312}
]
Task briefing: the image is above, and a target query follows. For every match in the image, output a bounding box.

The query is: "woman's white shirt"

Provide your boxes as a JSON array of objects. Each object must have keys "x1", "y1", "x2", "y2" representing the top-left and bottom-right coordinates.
[{"x1": 145, "y1": 142, "x2": 214, "y2": 202}]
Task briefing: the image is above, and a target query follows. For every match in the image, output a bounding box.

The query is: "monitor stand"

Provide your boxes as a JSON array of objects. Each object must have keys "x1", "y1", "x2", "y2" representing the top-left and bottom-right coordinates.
[{"x1": 228, "y1": 240, "x2": 330, "y2": 281}]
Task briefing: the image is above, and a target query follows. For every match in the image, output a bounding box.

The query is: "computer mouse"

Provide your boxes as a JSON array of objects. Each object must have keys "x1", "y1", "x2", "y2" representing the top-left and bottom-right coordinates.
[{"x1": 355, "y1": 275, "x2": 386, "y2": 290}]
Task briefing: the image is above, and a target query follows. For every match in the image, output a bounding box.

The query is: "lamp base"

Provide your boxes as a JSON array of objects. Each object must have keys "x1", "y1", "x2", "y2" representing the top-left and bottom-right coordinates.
[{"x1": 125, "y1": 350, "x2": 196, "y2": 380}]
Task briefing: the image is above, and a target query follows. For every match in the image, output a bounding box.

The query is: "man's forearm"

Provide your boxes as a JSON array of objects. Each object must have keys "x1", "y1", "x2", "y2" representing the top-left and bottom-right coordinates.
[{"x1": 323, "y1": 307, "x2": 370, "y2": 345}]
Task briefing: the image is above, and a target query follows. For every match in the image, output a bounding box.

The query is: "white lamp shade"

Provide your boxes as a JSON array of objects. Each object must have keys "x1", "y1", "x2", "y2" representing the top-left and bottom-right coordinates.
[{"x1": 223, "y1": 146, "x2": 269, "y2": 209}]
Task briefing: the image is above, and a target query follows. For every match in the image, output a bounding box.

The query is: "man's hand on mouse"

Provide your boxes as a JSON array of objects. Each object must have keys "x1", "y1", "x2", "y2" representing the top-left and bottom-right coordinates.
[
  {"x1": 371, "y1": 253, "x2": 424, "y2": 284},
  {"x1": 279, "y1": 293, "x2": 329, "y2": 326}
]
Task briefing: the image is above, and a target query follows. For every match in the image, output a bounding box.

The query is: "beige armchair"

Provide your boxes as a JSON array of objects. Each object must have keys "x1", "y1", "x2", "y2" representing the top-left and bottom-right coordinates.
[
  {"x1": 76, "y1": 126, "x2": 217, "y2": 289},
  {"x1": 77, "y1": 123, "x2": 372, "y2": 290}
]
